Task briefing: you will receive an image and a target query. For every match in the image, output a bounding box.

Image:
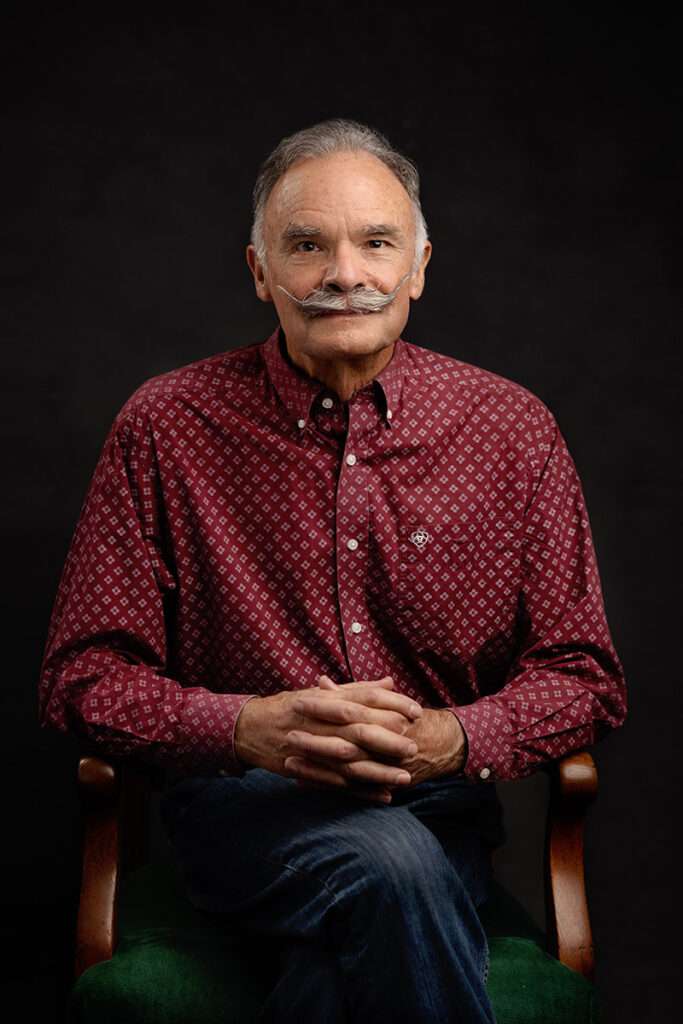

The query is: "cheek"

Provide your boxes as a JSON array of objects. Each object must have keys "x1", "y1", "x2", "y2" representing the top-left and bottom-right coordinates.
[
  {"x1": 385, "y1": 290, "x2": 412, "y2": 318},
  {"x1": 268, "y1": 272, "x2": 313, "y2": 315},
  {"x1": 279, "y1": 267, "x2": 322, "y2": 298}
]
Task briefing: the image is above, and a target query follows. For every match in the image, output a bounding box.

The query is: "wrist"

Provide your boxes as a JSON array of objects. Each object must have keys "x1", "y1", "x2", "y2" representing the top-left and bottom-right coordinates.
[
  {"x1": 234, "y1": 695, "x2": 262, "y2": 767},
  {"x1": 438, "y1": 709, "x2": 467, "y2": 775}
]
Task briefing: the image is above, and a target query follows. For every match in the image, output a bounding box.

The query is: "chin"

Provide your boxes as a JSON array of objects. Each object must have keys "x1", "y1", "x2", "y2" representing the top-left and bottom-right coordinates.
[
  {"x1": 311, "y1": 326, "x2": 389, "y2": 353},
  {"x1": 308, "y1": 312, "x2": 392, "y2": 339}
]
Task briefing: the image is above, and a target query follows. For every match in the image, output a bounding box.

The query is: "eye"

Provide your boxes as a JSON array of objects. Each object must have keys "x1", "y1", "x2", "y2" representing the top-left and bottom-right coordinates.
[
  {"x1": 294, "y1": 241, "x2": 320, "y2": 252},
  {"x1": 367, "y1": 239, "x2": 388, "y2": 248}
]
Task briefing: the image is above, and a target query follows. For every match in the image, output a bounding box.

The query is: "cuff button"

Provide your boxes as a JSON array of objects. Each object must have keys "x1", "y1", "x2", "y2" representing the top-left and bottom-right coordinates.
[{"x1": 479, "y1": 767, "x2": 492, "y2": 780}]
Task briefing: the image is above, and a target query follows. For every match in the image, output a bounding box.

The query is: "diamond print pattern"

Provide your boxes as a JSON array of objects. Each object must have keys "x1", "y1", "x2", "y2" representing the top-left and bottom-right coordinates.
[{"x1": 38, "y1": 326, "x2": 627, "y2": 781}]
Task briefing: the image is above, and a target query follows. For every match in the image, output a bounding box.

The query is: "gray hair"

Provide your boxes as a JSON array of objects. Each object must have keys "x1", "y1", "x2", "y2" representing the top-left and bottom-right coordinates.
[{"x1": 250, "y1": 118, "x2": 429, "y2": 277}]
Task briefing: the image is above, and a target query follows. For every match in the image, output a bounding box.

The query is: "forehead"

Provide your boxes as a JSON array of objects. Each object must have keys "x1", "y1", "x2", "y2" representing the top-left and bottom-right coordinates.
[{"x1": 264, "y1": 151, "x2": 414, "y2": 229}]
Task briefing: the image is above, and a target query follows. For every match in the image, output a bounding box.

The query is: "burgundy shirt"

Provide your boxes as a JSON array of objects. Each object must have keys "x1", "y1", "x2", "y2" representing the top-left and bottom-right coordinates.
[{"x1": 38, "y1": 326, "x2": 627, "y2": 784}]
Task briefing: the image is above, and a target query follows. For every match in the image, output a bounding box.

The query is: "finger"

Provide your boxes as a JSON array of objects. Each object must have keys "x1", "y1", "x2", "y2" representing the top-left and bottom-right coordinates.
[
  {"x1": 297, "y1": 692, "x2": 422, "y2": 727},
  {"x1": 287, "y1": 730, "x2": 367, "y2": 761},
  {"x1": 306, "y1": 719, "x2": 417, "y2": 763},
  {"x1": 288, "y1": 750, "x2": 411, "y2": 791},
  {"x1": 298, "y1": 750, "x2": 413, "y2": 787},
  {"x1": 284, "y1": 755, "x2": 349, "y2": 789},
  {"x1": 317, "y1": 675, "x2": 338, "y2": 689},
  {"x1": 340, "y1": 758, "x2": 413, "y2": 787},
  {"x1": 290, "y1": 700, "x2": 419, "y2": 749},
  {"x1": 294, "y1": 757, "x2": 395, "y2": 802},
  {"x1": 314, "y1": 676, "x2": 423, "y2": 723},
  {"x1": 350, "y1": 685, "x2": 423, "y2": 720},
  {"x1": 289, "y1": 711, "x2": 406, "y2": 759},
  {"x1": 293, "y1": 699, "x2": 419, "y2": 751}
]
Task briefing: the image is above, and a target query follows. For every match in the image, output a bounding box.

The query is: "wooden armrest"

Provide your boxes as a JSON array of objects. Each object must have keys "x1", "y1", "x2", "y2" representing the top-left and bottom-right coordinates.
[
  {"x1": 544, "y1": 751, "x2": 598, "y2": 981},
  {"x1": 75, "y1": 749, "x2": 598, "y2": 985},
  {"x1": 75, "y1": 754, "x2": 153, "y2": 980},
  {"x1": 75, "y1": 756, "x2": 121, "y2": 979}
]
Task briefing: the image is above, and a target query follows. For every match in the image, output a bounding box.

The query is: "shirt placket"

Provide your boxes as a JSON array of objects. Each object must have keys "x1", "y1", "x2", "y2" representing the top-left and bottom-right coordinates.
[{"x1": 334, "y1": 391, "x2": 374, "y2": 678}]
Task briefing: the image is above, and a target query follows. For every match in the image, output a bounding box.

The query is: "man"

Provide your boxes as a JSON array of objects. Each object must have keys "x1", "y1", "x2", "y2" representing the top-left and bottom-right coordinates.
[{"x1": 39, "y1": 118, "x2": 627, "y2": 1022}]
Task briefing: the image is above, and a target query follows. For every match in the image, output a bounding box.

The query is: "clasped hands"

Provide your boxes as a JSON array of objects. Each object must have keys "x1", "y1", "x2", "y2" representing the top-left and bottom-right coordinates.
[{"x1": 284, "y1": 673, "x2": 466, "y2": 804}]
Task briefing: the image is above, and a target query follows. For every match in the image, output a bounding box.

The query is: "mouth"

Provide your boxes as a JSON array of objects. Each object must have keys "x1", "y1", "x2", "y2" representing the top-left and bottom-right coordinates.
[{"x1": 312, "y1": 310, "x2": 373, "y2": 318}]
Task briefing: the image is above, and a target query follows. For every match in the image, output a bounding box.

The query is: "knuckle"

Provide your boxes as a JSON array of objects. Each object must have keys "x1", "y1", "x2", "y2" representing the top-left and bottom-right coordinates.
[{"x1": 355, "y1": 723, "x2": 371, "y2": 745}]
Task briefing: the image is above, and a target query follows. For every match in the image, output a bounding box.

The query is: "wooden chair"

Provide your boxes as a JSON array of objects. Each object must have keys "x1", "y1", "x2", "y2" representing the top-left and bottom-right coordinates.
[{"x1": 69, "y1": 752, "x2": 602, "y2": 1023}]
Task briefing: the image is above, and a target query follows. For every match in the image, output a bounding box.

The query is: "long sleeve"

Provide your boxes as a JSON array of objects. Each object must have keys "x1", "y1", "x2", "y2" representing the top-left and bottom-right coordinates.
[
  {"x1": 38, "y1": 333, "x2": 629, "y2": 786},
  {"x1": 37, "y1": 401, "x2": 256, "y2": 776},
  {"x1": 448, "y1": 399, "x2": 628, "y2": 782}
]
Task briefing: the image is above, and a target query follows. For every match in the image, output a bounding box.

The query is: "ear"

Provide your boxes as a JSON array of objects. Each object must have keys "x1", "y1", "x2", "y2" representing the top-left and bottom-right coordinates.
[
  {"x1": 246, "y1": 244, "x2": 273, "y2": 303},
  {"x1": 408, "y1": 241, "x2": 432, "y2": 301}
]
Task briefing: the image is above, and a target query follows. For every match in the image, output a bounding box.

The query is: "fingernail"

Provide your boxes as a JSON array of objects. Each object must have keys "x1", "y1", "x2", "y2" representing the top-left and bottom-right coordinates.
[
  {"x1": 397, "y1": 772, "x2": 411, "y2": 783},
  {"x1": 410, "y1": 704, "x2": 422, "y2": 717},
  {"x1": 407, "y1": 743, "x2": 418, "y2": 754}
]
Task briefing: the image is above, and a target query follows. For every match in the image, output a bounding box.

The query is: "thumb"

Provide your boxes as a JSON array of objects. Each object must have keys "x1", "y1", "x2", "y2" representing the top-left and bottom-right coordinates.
[{"x1": 318, "y1": 674, "x2": 338, "y2": 689}]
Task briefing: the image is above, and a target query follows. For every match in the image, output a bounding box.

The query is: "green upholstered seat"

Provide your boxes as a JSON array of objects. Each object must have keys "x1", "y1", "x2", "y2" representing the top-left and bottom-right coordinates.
[{"x1": 69, "y1": 860, "x2": 600, "y2": 1023}]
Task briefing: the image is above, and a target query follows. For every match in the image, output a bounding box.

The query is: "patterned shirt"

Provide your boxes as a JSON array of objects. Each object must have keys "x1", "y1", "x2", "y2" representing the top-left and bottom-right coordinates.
[{"x1": 38, "y1": 325, "x2": 627, "y2": 784}]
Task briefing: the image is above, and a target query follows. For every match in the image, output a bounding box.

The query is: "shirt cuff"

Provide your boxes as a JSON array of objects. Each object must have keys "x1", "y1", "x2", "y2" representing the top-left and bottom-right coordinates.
[
  {"x1": 445, "y1": 701, "x2": 515, "y2": 782},
  {"x1": 172, "y1": 690, "x2": 259, "y2": 776}
]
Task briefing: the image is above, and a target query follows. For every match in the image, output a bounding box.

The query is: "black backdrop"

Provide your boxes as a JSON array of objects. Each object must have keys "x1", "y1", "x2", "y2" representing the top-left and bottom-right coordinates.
[{"x1": 2, "y1": 6, "x2": 680, "y2": 1021}]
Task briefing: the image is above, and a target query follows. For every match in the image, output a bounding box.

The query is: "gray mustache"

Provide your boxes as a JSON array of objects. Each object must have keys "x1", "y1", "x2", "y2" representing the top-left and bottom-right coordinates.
[{"x1": 276, "y1": 271, "x2": 412, "y2": 317}]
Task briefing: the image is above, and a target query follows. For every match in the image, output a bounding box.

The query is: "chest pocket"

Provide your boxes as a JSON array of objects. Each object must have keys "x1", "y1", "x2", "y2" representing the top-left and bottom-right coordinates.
[{"x1": 395, "y1": 520, "x2": 520, "y2": 653}]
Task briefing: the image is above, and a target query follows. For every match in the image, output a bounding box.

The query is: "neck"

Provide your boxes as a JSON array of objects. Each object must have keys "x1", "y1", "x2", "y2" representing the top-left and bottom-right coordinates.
[{"x1": 281, "y1": 333, "x2": 396, "y2": 402}]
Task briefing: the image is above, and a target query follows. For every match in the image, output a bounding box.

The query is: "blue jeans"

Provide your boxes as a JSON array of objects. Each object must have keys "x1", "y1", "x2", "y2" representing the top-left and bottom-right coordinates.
[{"x1": 160, "y1": 768, "x2": 506, "y2": 1023}]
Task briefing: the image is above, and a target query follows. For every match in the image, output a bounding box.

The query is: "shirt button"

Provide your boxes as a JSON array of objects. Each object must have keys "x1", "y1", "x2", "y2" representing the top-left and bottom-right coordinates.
[
  {"x1": 347, "y1": 538, "x2": 359, "y2": 551},
  {"x1": 297, "y1": 418, "x2": 306, "y2": 429},
  {"x1": 346, "y1": 453, "x2": 357, "y2": 465},
  {"x1": 322, "y1": 397, "x2": 334, "y2": 409},
  {"x1": 386, "y1": 409, "x2": 393, "y2": 420},
  {"x1": 351, "y1": 621, "x2": 363, "y2": 634},
  {"x1": 479, "y1": 767, "x2": 491, "y2": 780}
]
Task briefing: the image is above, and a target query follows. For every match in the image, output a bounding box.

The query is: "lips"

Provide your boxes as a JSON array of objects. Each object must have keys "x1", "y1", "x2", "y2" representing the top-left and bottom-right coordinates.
[{"x1": 314, "y1": 310, "x2": 370, "y2": 317}]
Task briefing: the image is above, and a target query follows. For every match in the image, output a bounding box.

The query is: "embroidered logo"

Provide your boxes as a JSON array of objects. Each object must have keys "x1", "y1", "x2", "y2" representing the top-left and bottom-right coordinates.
[{"x1": 409, "y1": 527, "x2": 431, "y2": 549}]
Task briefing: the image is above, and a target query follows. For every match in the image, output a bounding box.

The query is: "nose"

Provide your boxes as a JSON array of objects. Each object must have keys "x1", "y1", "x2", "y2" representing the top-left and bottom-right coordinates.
[{"x1": 321, "y1": 241, "x2": 369, "y2": 293}]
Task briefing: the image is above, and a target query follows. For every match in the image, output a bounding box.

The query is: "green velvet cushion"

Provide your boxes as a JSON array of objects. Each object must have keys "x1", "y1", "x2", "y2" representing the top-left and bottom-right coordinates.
[{"x1": 69, "y1": 861, "x2": 600, "y2": 1023}]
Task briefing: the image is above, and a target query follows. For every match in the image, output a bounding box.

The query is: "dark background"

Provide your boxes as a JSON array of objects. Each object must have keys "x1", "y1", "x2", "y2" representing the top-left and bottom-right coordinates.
[{"x1": 2, "y1": 5, "x2": 680, "y2": 1021}]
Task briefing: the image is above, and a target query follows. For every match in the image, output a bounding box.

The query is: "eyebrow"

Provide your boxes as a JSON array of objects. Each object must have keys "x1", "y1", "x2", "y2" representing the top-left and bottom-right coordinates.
[{"x1": 280, "y1": 222, "x2": 405, "y2": 242}]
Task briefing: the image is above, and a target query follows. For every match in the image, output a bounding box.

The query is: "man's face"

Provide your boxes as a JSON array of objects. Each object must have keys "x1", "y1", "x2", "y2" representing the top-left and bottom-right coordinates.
[{"x1": 246, "y1": 151, "x2": 431, "y2": 366}]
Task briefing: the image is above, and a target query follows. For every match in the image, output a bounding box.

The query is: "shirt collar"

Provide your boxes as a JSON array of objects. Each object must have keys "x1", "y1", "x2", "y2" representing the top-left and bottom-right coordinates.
[{"x1": 262, "y1": 324, "x2": 408, "y2": 429}]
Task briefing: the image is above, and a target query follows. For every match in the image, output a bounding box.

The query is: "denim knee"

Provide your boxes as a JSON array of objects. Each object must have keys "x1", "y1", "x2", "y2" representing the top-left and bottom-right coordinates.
[{"x1": 324, "y1": 807, "x2": 458, "y2": 904}]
